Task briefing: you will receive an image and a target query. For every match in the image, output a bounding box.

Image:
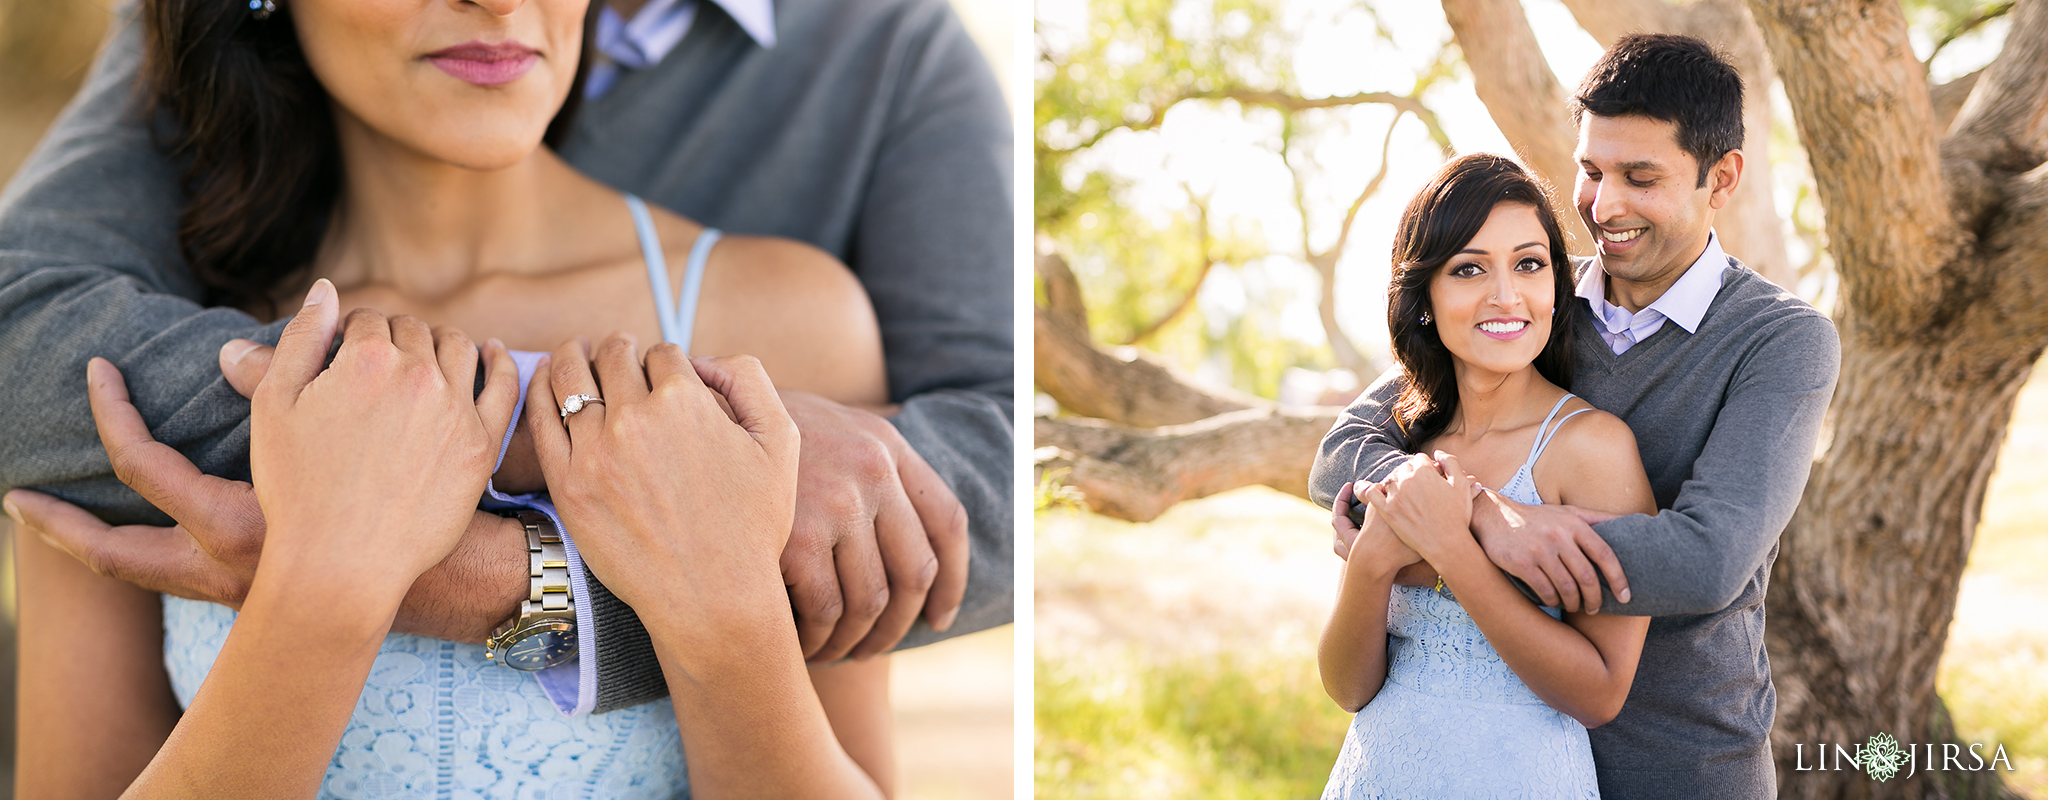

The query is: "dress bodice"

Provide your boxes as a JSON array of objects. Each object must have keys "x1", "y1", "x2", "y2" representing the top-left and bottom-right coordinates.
[
  {"x1": 163, "y1": 598, "x2": 690, "y2": 799},
  {"x1": 1322, "y1": 393, "x2": 1599, "y2": 799}
]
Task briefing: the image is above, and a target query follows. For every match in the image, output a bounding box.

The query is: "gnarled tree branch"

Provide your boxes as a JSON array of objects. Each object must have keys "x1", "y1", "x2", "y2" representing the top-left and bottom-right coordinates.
[
  {"x1": 1035, "y1": 407, "x2": 1339, "y2": 522},
  {"x1": 1035, "y1": 251, "x2": 1259, "y2": 428},
  {"x1": 1748, "y1": 0, "x2": 1960, "y2": 332},
  {"x1": 1440, "y1": 0, "x2": 1588, "y2": 254}
]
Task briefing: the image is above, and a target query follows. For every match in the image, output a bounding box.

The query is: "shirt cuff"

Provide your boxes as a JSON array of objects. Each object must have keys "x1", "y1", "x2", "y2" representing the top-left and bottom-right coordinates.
[{"x1": 476, "y1": 349, "x2": 601, "y2": 717}]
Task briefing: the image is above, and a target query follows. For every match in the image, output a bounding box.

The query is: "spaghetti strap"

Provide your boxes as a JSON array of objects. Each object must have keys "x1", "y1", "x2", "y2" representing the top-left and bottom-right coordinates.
[
  {"x1": 1524, "y1": 394, "x2": 1593, "y2": 472},
  {"x1": 627, "y1": 194, "x2": 720, "y2": 351}
]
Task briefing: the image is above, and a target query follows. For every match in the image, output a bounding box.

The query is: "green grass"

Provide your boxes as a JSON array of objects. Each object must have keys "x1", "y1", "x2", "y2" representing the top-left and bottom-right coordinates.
[
  {"x1": 1035, "y1": 652, "x2": 1350, "y2": 800},
  {"x1": 1940, "y1": 636, "x2": 2048, "y2": 797}
]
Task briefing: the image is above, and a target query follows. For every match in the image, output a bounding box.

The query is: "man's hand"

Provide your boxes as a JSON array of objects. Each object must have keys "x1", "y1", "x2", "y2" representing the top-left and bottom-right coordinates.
[
  {"x1": 8, "y1": 337, "x2": 528, "y2": 642},
  {"x1": 1469, "y1": 489, "x2": 1632, "y2": 614},
  {"x1": 1330, "y1": 480, "x2": 1367, "y2": 559},
  {"x1": 779, "y1": 389, "x2": 969, "y2": 661},
  {"x1": 221, "y1": 338, "x2": 973, "y2": 659}
]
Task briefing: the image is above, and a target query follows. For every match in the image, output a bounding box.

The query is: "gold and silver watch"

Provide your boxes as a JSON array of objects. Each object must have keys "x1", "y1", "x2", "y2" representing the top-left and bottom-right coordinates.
[{"x1": 485, "y1": 510, "x2": 577, "y2": 671}]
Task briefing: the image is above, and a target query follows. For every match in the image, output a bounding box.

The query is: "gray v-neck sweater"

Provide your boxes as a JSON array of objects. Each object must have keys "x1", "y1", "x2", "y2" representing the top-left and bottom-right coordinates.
[
  {"x1": 1312, "y1": 258, "x2": 1840, "y2": 799},
  {"x1": 0, "y1": 0, "x2": 1011, "y2": 712}
]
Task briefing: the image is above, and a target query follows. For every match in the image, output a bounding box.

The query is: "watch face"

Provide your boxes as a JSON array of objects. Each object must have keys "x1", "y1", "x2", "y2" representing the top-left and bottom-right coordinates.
[{"x1": 501, "y1": 626, "x2": 577, "y2": 671}]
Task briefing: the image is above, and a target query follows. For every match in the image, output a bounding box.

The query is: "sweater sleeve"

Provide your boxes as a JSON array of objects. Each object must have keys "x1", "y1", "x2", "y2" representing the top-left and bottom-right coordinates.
[
  {"x1": 854, "y1": 0, "x2": 1014, "y2": 649},
  {"x1": 1590, "y1": 313, "x2": 1841, "y2": 616},
  {"x1": 0, "y1": 5, "x2": 284, "y2": 521},
  {"x1": 1308, "y1": 367, "x2": 1417, "y2": 508}
]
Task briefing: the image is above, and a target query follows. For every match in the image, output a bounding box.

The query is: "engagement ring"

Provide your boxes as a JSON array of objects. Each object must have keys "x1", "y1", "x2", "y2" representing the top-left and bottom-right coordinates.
[{"x1": 560, "y1": 394, "x2": 603, "y2": 419}]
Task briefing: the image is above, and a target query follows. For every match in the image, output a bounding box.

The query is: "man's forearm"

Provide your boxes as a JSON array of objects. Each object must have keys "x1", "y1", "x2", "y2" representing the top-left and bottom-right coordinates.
[
  {"x1": 1309, "y1": 367, "x2": 1414, "y2": 507},
  {"x1": 844, "y1": 0, "x2": 1015, "y2": 650},
  {"x1": 0, "y1": 5, "x2": 280, "y2": 521},
  {"x1": 1584, "y1": 316, "x2": 1841, "y2": 616},
  {"x1": 392, "y1": 511, "x2": 528, "y2": 642}
]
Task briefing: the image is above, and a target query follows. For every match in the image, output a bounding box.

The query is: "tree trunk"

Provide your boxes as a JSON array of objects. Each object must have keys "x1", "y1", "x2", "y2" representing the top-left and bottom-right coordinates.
[
  {"x1": 1439, "y1": 0, "x2": 1593, "y2": 254},
  {"x1": 1769, "y1": 320, "x2": 2038, "y2": 799},
  {"x1": 1746, "y1": 0, "x2": 2048, "y2": 795}
]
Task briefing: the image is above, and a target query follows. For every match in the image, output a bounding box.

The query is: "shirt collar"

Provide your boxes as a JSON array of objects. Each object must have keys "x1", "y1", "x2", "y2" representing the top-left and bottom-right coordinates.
[
  {"x1": 598, "y1": 0, "x2": 776, "y2": 69},
  {"x1": 1574, "y1": 231, "x2": 1728, "y2": 334},
  {"x1": 709, "y1": 0, "x2": 777, "y2": 48}
]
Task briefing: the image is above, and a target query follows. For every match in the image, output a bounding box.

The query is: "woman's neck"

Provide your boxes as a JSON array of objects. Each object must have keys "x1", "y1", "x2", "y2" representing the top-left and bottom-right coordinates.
[
  {"x1": 1444, "y1": 362, "x2": 1554, "y2": 440},
  {"x1": 315, "y1": 108, "x2": 617, "y2": 303}
]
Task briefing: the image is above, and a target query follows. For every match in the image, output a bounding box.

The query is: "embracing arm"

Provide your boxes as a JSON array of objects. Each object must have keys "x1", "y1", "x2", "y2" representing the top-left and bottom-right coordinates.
[
  {"x1": 531, "y1": 342, "x2": 889, "y2": 797},
  {"x1": 0, "y1": 6, "x2": 539, "y2": 645},
  {"x1": 0, "y1": 5, "x2": 274, "y2": 521},
  {"x1": 851, "y1": 0, "x2": 1014, "y2": 650},
  {"x1": 1308, "y1": 368, "x2": 1414, "y2": 510},
  {"x1": 1578, "y1": 314, "x2": 1840, "y2": 616},
  {"x1": 1379, "y1": 414, "x2": 1657, "y2": 728}
]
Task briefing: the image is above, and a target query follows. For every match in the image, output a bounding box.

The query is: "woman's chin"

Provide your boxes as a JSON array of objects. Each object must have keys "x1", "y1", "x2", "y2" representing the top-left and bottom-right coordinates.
[{"x1": 419, "y1": 133, "x2": 548, "y2": 172}]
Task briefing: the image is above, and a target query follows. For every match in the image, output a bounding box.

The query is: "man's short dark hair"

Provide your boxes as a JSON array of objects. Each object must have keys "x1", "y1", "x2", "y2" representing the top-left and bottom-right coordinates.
[{"x1": 1571, "y1": 33, "x2": 1743, "y2": 188}]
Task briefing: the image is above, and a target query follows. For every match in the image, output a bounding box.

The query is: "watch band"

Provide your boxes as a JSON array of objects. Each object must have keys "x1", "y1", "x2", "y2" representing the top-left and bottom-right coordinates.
[
  {"x1": 486, "y1": 510, "x2": 578, "y2": 670},
  {"x1": 524, "y1": 510, "x2": 572, "y2": 612}
]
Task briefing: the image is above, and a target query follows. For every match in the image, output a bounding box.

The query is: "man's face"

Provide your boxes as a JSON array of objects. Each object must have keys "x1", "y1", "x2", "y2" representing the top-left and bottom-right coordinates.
[{"x1": 1573, "y1": 114, "x2": 1728, "y2": 289}]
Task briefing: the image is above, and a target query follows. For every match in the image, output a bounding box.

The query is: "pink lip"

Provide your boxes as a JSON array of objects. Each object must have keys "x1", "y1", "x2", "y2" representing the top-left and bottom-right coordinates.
[
  {"x1": 1477, "y1": 318, "x2": 1531, "y2": 341},
  {"x1": 425, "y1": 41, "x2": 539, "y2": 87}
]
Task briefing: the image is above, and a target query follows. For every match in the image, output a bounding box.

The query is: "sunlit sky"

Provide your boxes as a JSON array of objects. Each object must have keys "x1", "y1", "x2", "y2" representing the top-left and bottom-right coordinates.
[{"x1": 1036, "y1": 0, "x2": 2005, "y2": 399}]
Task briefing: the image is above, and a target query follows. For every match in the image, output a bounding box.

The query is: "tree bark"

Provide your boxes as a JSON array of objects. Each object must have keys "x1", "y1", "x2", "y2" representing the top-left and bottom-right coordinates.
[
  {"x1": 1035, "y1": 407, "x2": 1339, "y2": 522},
  {"x1": 1439, "y1": 0, "x2": 1593, "y2": 254},
  {"x1": 1035, "y1": 251, "x2": 1261, "y2": 428},
  {"x1": 1745, "y1": 1, "x2": 2048, "y2": 796}
]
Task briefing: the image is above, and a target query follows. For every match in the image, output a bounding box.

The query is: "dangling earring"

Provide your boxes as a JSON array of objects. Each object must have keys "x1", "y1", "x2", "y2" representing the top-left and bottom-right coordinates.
[
  {"x1": 250, "y1": 0, "x2": 277, "y2": 20},
  {"x1": 1419, "y1": 311, "x2": 1433, "y2": 326}
]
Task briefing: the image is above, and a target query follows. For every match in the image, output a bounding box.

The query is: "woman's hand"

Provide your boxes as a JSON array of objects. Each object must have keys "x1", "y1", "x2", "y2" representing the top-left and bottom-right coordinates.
[
  {"x1": 248, "y1": 280, "x2": 519, "y2": 597},
  {"x1": 528, "y1": 333, "x2": 800, "y2": 636},
  {"x1": 1369, "y1": 451, "x2": 1480, "y2": 564}
]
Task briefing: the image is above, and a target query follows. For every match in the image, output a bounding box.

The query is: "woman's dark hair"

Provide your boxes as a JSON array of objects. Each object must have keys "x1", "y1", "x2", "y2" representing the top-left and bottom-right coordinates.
[
  {"x1": 1386, "y1": 153, "x2": 1578, "y2": 447},
  {"x1": 141, "y1": 0, "x2": 601, "y2": 316}
]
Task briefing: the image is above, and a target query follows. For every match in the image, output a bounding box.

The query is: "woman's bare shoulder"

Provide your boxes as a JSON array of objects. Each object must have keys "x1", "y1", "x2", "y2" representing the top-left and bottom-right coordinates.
[
  {"x1": 1549, "y1": 400, "x2": 1640, "y2": 463},
  {"x1": 645, "y1": 210, "x2": 885, "y2": 403},
  {"x1": 1539, "y1": 399, "x2": 1654, "y2": 514}
]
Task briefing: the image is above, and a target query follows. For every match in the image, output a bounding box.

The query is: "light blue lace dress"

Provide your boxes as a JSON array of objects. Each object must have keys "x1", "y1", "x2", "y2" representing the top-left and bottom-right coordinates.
[
  {"x1": 162, "y1": 196, "x2": 716, "y2": 799},
  {"x1": 1322, "y1": 395, "x2": 1601, "y2": 799}
]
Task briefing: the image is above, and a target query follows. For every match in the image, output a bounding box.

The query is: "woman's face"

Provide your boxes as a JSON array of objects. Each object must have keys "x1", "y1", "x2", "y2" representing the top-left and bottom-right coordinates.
[
  {"x1": 290, "y1": 0, "x2": 587, "y2": 171},
  {"x1": 1427, "y1": 202, "x2": 1558, "y2": 380}
]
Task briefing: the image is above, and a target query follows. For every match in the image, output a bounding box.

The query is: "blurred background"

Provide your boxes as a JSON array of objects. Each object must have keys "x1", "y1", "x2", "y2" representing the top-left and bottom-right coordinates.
[
  {"x1": 1033, "y1": 1, "x2": 2047, "y2": 798},
  {"x1": 0, "y1": 0, "x2": 1016, "y2": 797}
]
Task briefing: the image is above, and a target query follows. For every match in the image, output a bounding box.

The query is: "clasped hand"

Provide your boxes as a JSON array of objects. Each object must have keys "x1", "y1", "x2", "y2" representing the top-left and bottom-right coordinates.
[
  {"x1": 7, "y1": 320, "x2": 966, "y2": 656},
  {"x1": 1330, "y1": 451, "x2": 1634, "y2": 613},
  {"x1": 1331, "y1": 452, "x2": 1480, "y2": 571},
  {"x1": 249, "y1": 281, "x2": 518, "y2": 598},
  {"x1": 527, "y1": 334, "x2": 799, "y2": 637}
]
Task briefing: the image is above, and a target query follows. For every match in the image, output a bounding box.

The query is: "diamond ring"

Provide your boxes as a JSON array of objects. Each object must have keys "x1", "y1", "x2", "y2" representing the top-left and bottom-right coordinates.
[{"x1": 560, "y1": 394, "x2": 604, "y2": 420}]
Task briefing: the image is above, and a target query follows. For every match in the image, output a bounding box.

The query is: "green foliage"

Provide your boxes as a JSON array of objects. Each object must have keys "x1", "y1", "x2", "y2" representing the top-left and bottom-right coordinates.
[
  {"x1": 1036, "y1": 653, "x2": 1351, "y2": 799},
  {"x1": 1036, "y1": 0, "x2": 1414, "y2": 399}
]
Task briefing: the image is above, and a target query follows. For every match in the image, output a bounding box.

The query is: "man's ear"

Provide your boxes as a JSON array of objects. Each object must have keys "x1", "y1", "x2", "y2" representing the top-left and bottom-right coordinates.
[{"x1": 1706, "y1": 149, "x2": 1744, "y2": 211}]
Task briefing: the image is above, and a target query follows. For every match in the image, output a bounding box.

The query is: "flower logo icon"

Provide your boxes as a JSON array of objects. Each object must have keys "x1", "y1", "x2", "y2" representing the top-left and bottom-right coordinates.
[{"x1": 1864, "y1": 732, "x2": 1904, "y2": 782}]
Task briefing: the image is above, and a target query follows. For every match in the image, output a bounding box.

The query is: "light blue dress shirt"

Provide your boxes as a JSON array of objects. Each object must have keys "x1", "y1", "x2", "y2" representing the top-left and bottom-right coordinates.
[
  {"x1": 1575, "y1": 231, "x2": 1729, "y2": 355},
  {"x1": 586, "y1": 0, "x2": 777, "y2": 98}
]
